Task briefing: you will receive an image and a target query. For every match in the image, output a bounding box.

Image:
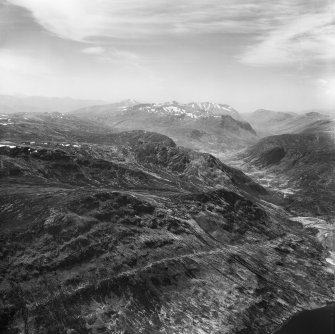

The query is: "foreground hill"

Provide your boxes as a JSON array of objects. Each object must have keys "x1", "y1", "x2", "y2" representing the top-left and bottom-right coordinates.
[
  {"x1": 71, "y1": 101, "x2": 258, "y2": 153},
  {"x1": 244, "y1": 109, "x2": 331, "y2": 137},
  {"x1": 0, "y1": 114, "x2": 333, "y2": 333}
]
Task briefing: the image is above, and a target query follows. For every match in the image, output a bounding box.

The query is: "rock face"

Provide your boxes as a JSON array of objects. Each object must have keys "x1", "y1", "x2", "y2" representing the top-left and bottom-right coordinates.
[
  {"x1": 0, "y1": 114, "x2": 333, "y2": 334},
  {"x1": 71, "y1": 101, "x2": 258, "y2": 153}
]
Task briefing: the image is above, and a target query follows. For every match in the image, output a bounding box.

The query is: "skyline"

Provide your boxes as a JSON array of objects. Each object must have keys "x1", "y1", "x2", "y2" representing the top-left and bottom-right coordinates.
[{"x1": 0, "y1": 0, "x2": 334, "y2": 113}]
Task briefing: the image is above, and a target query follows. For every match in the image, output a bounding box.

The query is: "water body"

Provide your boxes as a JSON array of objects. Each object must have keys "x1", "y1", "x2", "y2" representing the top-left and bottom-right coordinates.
[{"x1": 273, "y1": 303, "x2": 335, "y2": 334}]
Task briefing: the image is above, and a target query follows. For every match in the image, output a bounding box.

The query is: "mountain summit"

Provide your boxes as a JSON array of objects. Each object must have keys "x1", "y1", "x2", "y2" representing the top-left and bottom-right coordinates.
[{"x1": 125, "y1": 101, "x2": 242, "y2": 120}]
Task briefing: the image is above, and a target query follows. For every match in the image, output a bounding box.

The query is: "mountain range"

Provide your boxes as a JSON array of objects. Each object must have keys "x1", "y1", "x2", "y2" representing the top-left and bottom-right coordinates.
[{"x1": 72, "y1": 101, "x2": 257, "y2": 153}]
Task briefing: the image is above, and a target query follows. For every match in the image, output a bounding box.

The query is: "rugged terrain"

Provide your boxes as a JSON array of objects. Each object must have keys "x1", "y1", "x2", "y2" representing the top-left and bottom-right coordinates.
[
  {"x1": 235, "y1": 119, "x2": 335, "y2": 217},
  {"x1": 227, "y1": 118, "x2": 335, "y2": 287},
  {"x1": 0, "y1": 112, "x2": 333, "y2": 334}
]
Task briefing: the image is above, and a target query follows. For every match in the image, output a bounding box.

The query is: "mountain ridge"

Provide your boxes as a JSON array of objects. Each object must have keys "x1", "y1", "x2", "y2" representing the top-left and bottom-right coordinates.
[{"x1": 244, "y1": 109, "x2": 331, "y2": 137}]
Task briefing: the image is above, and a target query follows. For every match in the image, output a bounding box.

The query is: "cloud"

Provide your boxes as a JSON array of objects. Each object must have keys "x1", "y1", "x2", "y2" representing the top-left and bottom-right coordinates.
[
  {"x1": 0, "y1": 48, "x2": 67, "y2": 96},
  {"x1": 5, "y1": 0, "x2": 302, "y2": 42},
  {"x1": 315, "y1": 78, "x2": 335, "y2": 97},
  {"x1": 81, "y1": 46, "x2": 106, "y2": 55},
  {"x1": 0, "y1": 49, "x2": 54, "y2": 76},
  {"x1": 238, "y1": 3, "x2": 335, "y2": 66},
  {"x1": 81, "y1": 46, "x2": 140, "y2": 72},
  {"x1": 0, "y1": 47, "x2": 155, "y2": 99},
  {"x1": 82, "y1": 46, "x2": 138, "y2": 60},
  {"x1": 5, "y1": 0, "x2": 334, "y2": 68}
]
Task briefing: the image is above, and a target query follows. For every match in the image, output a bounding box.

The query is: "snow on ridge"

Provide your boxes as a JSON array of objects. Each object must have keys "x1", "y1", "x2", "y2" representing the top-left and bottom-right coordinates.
[
  {"x1": 187, "y1": 102, "x2": 238, "y2": 116},
  {"x1": 0, "y1": 144, "x2": 16, "y2": 148},
  {"x1": 131, "y1": 101, "x2": 240, "y2": 119}
]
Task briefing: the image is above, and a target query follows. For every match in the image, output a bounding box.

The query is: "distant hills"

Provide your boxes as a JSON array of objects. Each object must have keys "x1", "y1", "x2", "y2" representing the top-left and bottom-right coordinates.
[
  {"x1": 1, "y1": 95, "x2": 332, "y2": 156},
  {"x1": 73, "y1": 100, "x2": 242, "y2": 119},
  {"x1": 244, "y1": 109, "x2": 331, "y2": 137},
  {"x1": 0, "y1": 95, "x2": 105, "y2": 114},
  {"x1": 0, "y1": 98, "x2": 259, "y2": 154}
]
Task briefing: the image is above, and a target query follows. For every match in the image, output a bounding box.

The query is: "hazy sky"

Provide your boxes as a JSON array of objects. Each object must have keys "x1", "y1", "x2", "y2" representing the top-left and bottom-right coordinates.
[{"x1": 0, "y1": 0, "x2": 334, "y2": 112}]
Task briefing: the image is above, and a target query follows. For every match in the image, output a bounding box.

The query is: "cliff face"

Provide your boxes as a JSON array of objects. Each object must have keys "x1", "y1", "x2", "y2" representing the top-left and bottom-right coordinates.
[{"x1": 0, "y1": 124, "x2": 333, "y2": 334}]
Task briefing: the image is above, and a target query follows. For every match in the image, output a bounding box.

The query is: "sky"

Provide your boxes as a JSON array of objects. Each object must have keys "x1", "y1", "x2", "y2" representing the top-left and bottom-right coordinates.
[{"x1": 0, "y1": 0, "x2": 334, "y2": 112}]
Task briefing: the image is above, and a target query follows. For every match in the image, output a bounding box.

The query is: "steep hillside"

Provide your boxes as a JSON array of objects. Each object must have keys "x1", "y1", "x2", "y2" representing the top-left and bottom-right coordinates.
[
  {"x1": 0, "y1": 116, "x2": 333, "y2": 334},
  {"x1": 71, "y1": 101, "x2": 258, "y2": 153}
]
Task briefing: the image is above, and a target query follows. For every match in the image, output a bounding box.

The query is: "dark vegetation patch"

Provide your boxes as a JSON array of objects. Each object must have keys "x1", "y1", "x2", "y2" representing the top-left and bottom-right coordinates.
[{"x1": 259, "y1": 147, "x2": 286, "y2": 165}]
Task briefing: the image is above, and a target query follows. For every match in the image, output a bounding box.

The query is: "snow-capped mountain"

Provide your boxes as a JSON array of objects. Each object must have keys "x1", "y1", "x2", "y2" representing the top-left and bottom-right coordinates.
[
  {"x1": 71, "y1": 100, "x2": 257, "y2": 153},
  {"x1": 188, "y1": 102, "x2": 242, "y2": 120},
  {"x1": 128, "y1": 102, "x2": 197, "y2": 118},
  {"x1": 128, "y1": 101, "x2": 242, "y2": 120}
]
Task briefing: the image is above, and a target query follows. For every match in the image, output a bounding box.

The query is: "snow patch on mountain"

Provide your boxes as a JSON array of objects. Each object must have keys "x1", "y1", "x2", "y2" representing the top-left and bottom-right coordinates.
[{"x1": 129, "y1": 101, "x2": 242, "y2": 120}]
